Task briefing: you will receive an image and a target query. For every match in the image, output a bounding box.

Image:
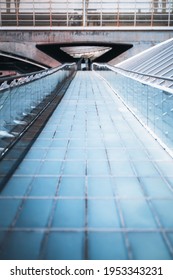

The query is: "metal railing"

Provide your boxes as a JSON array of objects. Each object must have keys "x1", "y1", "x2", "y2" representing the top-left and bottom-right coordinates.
[
  {"x1": 93, "y1": 63, "x2": 173, "y2": 153},
  {"x1": 0, "y1": 0, "x2": 172, "y2": 27},
  {"x1": 0, "y1": 63, "x2": 76, "y2": 154}
]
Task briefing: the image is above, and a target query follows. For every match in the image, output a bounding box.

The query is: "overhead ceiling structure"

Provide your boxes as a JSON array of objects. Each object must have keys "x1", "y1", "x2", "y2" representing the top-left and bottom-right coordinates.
[
  {"x1": 60, "y1": 46, "x2": 112, "y2": 60},
  {"x1": 0, "y1": 51, "x2": 48, "y2": 74},
  {"x1": 36, "y1": 42, "x2": 133, "y2": 64}
]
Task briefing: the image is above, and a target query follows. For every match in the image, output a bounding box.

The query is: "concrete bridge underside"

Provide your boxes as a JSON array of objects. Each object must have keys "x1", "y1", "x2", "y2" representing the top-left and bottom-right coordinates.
[{"x1": 0, "y1": 29, "x2": 173, "y2": 68}]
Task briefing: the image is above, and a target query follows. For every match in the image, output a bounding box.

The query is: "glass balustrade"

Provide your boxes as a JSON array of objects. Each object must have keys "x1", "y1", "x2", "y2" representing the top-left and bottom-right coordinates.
[
  {"x1": 0, "y1": 63, "x2": 76, "y2": 154},
  {"x1": 93, "y1": 63, "x2": 173, "y2": 151}
]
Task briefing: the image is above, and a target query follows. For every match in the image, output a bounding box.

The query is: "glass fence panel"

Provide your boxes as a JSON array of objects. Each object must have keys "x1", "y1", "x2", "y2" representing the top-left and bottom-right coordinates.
[
  {"x1": 94, "y1": 65, "x2": 173, "y2": 151},
  {"x1": 0, "y1": 64, "x2": 76, "y2": 153}
]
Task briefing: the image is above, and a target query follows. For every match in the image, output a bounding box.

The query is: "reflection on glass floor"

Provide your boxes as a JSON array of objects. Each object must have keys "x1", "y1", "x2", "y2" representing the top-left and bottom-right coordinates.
[{"x1": 0, "y1": 71, "x2": 173, "y2": 260}]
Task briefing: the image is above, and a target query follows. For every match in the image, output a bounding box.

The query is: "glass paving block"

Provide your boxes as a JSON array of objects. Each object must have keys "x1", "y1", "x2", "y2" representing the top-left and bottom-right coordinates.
[
  {"x1": 58, "y1": 177, "x2": 85, "y2": 197},
  {"x1": 52, "y1": 199, "x2": 85, "y2": 228},
  {"x1": 88, "y1": 177, "x2": 113, "y2": 197},
  {"x1": 69, "y1": 139, "x2": 86, "y2": 148},
  {"x1": 62, "y1": 161, "x2": 85, "y2": 176},
  {"x1": 110, "y1": 161, "x2": 135, "y2": 177},
  {"x1": 15, "y1": 160, "x2": 42, "y2": 175},
  {"x1": 88, "y1": 232, "x2": 128, "y2": 260},
  {"x1": 147, "y1": 148, "x2": 173, "y2": 160},
  {"x1": 15, "y1": 199, "x2": 53, "y2": 228},
  {"x1": 50, "y1": 139, "x2": 69, "y2": 148},
  {"x1": 141, "y1": 178, "x2": 173, "y2": 198},
  {"x1": 114, "y1": 178, "x2": 144, "y2": 198},
  {"x1": 29, "y1": 177, "x2": 59, "y2": 197},
  {"x1": 120, "y1": 199, "x2": 157, "y2": 228},
  {"x1": 87, "y1": 149, "x2": 107, "y2": 160},
  {"x1": 0, "y1": 231, "x2": 44, "y2": 260},
  {"x1": 66, "y1": 149, "x2": 86, "y2": 160},
  {"x1": 0, "y1": 199, "x2": 21, "y2": 227},
  {"x1": 128, "y1": 232, "x2": 171, "y2": 260},
  {"x1": 45, "y1": 232, "x2": 84, "y2": 260},
  {"x1": 107, "y1": 149, "x2": 128, "y2": 160},
  {"x1": 127, "y1": 149, "x2": 149, "y2": 160},
  {"x1": 87, "y1": 139, "x2": 104, "y2": 148},
  {"x1": 152, "y1": 200, "x2": 173, "y2": 228},
  {"x1": 33, "y1": 139, "x2": 51, "y2": 148},
  {"x1": 133, "y1": 161, "x2": 159, "y2": 177},
  {"x1": 155, "y1": 161, "x2": 173, "y2": 177},
  {"x1": 39, "y1": 161, "x2": 62, "y2": 175},
  {"x1": 87, "y1": 161, "x2": 110, "y2": 176},
  {"x1": 25, "y1": 148, "x2": 47, "y2": 160},
  {"x1": 88, "y1": 199, "x2": 120, "y2": 228},
  {"x1": 1, "y1": 177, "x2": 32, "y2": 196},
  {"x1": 45, "y1": 149, "x2": 66, "y2": 160}
]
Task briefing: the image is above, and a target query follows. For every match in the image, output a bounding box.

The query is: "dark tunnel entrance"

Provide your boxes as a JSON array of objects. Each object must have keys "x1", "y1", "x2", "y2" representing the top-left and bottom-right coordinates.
[{"x1": 36, "y1": 42, "x2": 133, "y2": 67}]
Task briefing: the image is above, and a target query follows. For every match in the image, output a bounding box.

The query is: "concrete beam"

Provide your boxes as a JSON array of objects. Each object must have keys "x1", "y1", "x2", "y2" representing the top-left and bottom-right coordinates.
[{"x1": 0, "y1": 29, "x2": 173, "y2": 66}]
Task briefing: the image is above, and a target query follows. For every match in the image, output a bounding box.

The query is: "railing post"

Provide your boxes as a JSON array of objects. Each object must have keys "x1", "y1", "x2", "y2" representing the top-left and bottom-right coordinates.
[{"x1": 83, "y1": 0, "x2": 86, "y2": 27}]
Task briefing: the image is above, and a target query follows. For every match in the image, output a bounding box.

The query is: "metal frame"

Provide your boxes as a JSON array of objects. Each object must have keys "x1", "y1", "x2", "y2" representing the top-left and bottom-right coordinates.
[{"x1": 0, "y1": 0, "x2": 172, "y2": 28}]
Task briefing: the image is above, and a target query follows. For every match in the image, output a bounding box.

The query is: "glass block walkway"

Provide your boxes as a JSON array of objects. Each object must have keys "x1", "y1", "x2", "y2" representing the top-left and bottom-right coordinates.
[{"x1": 0, "y1": 71, "x2": 173, "y2": 260}]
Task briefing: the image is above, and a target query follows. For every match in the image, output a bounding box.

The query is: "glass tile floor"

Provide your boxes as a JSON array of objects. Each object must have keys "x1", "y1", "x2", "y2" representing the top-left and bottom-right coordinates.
[{"x1": 0, "y1": 71, "x2": 173, "y2": 260}]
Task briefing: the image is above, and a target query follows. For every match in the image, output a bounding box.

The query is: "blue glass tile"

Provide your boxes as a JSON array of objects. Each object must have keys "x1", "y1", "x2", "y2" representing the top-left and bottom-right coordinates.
[
  {"x1": 87, "y1": 149, "x2": 107, "y2": 160},
  {"x1": 88, "y1": 199, "x2": 120, "y2": 228},
  {"x1": 63, "y1": 161, "x2": 85, "y2": 176},
  {"x1": 52, "y1": 199, "x2": 85, "y2": 228},
  {"x1": 110, "y1": 161, "x2": 135, "y2": 176},
  {"x1": 33, "y1": 139, "x2": 51, "y2": 147},
  {"x1": 88, "y1": 232, "x2": 127, "y2": 260},
  {"x1": 104, "y1": 138, "x2": 123, "y2": 148},
  {"x1": 39, "y1": 161, "x2": 62, "y2": 175},
  {"x1": 1, "y1": 177, "x2": 32, "y2": 196},
  {"x1": 66, "y1": 149, "x2": 86, "y2": 160},
  {"x1": 121, "y1": 136, "x2": 143, "y2": 148},
  {"x1": 58, "y1": 177, "x2": 85, "y2": 197},
  {"x1": 114, "y1": 178, "x2": 144, "y2": 198},
  {"x1": 107, "y1": 149, "x2": 128, "y2": 160},
  {"x1": 25, "y1": 148, "x2": 46, "y2": 160},
  {"x1": 15, "y1": 160, "x2": 41, "y2": 175},
  {"x1": 0, "y1": 199, "x2": 21, "y2": 227},
  {"x1": 87, "y1": 139, "x2": 104, "y2": 148},
  {"x1": 0, "y1": 231, "x2": 44, "y2": 260},
  {"x1": 152, "y1": 200, "x2": 173, "y2": 228},
  {"x1": 127, "y1": 149, "x2": 149, "y2": 160},
  {"x1": 15, "y1": 199, "x2": 53, "y2": 228},
  {"x1": 29, "y1": 177, "x2": 59, "y2": 196},
  {"x1": 45, "y1": 149, "x2": 66, "y2": 160},
  {"x1": 133, "y1": 161, "x2": 159, "y2": 177},
  {"x1": 50, "y1": 139, "x2": 68, "y2": 148},
  {"x1": 88, "y1": 177, "x2": 113, "y2": 197},
  {"x1": 141, "y1": 178, "x2": 173, "y2": 198},
  {"x1": 147, "y1": 148, "x2": 172, "y2": 160},
  {"x1": 120, "y1": 199, "x2": 157, "y2": 228},
  {"x1": 87, "y1": 161, "x2": 110, "y2": 176},
  {"x1": 128, "y1": 232, "x2": 171, "y2": 260},
  {"x1": 155, "y1": 161, "x2": 173, "y2": 177},
  {"x1": 45, "y1": 232, "x2": 84, "y2": 260},
  {"x1": 69, "y1": 139, "x2": 86, "y2": 148}
]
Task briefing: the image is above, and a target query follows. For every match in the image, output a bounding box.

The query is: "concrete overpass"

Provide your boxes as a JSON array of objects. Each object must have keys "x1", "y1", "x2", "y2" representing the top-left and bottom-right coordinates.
[{"x1": 0, "y1": 27, "x2": 173, "y2": 68}]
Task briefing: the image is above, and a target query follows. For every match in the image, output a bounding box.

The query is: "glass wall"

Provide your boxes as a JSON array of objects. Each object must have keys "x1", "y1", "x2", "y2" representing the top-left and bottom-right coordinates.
[
  {"x1": 0, "y1": 0, "x2": 172, "y2": 27},
  {"x1": 0, "y1": 63, "x2": 76, "y2": 155},
  {"x1": 93, "y1": 64, "x2": 173, "y2": 151}
]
